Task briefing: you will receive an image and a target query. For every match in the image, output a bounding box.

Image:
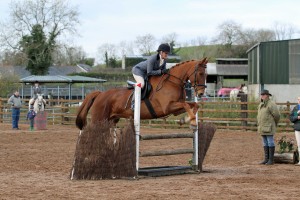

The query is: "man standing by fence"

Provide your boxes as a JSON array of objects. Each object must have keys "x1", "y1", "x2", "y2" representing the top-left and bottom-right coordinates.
[
  {"x1": 257, "y1": 89, "x2": 280, "y2": 165},
  {"x1": 8, "y1": 91, "x2": 22, "y2": 130}
]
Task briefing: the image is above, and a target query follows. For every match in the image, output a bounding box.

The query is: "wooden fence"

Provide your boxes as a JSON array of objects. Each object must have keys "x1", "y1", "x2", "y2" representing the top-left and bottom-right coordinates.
[
  {"x1": 0, "y1": 98, "x2": 296, "y2": 132},
  {"x1": 0, "y1": 98, "x2": 79, "y2": 126}
]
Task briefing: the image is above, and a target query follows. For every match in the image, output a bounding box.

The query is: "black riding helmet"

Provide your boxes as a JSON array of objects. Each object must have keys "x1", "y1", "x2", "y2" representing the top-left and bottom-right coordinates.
[{"x1": 157, "y1": 43, "x2": 170, "y2": 53}]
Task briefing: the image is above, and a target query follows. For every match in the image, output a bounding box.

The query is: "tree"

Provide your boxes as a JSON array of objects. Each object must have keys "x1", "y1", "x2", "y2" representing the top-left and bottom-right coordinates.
[
  {"x1": 161, "y1": 32, "x2": 179, "y2": 55},
  {"x1": 19, "y1": 24, "x2": 53, "y2": 74},
  {"x1": 0, "y1": 73, "x2": 21, "y2": 98},
  {"x1": 0, "y1": 0, "x2": 80, "y2": 74},
  {"x1": 214, "y1": 20, "x2": 243, "y2": 47},
  {"x1": 135, "y1": 34, "x2": 156, "y2": 55},
  {"x1": 97, "y1": 43, "x2": 117, "y2": 67},
  {"x1": 273, "y1": 22, "x2": 298, "y2": 40}
]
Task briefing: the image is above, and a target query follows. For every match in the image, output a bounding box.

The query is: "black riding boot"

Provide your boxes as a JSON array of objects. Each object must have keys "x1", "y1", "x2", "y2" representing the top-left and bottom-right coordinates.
[
  {"x1": 259, "y1": 146, "x2": 269, "y2": 164},
  {"x1": 131, "y1": 96, "x2": 135, "y2": 110},
  {"x1": 266, "y1": 146, "x2": 275, "y2": 165}
]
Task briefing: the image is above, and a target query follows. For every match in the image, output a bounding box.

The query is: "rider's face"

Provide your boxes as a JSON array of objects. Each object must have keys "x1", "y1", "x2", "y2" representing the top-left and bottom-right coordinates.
[{"x1": 160, "y1": 51, "x2": 169, "y2": 59}]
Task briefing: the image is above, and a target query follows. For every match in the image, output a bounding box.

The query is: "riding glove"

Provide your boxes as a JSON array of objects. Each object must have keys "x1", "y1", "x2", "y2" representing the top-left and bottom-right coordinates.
[{"x1": 161, "y1": 69, "x2": 169, "y2": 74}]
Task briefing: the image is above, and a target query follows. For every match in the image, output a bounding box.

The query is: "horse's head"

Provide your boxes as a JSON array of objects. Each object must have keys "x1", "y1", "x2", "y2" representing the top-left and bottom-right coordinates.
[
  {"x1": 36, "y1": 94, "x2": 45, "y2": 110},
  {"x1": 241, "y1": 85, "x2": 248, "y2": 94},
  {"x1": 188, "y1": 58, "x2": 208, "y2": 97}
]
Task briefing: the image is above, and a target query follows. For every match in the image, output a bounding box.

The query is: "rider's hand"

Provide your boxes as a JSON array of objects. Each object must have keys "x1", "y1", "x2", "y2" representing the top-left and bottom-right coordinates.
[{"x1": 161, "y1": 69, "x2": 169, "y2": 74}]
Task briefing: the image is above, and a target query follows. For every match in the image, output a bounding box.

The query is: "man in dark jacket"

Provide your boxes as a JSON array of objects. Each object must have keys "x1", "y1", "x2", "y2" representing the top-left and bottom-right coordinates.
[
  {"x1": 257, "y1": 89, "x2": 280, "y2": 165},
  {"x1": 289, "y1": 97, "x2": 300, "y2": 166}
]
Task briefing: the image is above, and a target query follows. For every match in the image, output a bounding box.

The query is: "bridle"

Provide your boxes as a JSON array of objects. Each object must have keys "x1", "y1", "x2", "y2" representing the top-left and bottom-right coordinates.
[
  {"x1": 187, "y1": 63, "x2": 207, "y2": 88},
  {"x1": 156, "y1": 61, "x2": 207, "y2": 93}
]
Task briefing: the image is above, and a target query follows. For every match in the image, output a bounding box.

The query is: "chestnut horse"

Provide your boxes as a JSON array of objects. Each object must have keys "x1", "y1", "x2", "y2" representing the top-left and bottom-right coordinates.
[{"x1": 76, "y1": 58, "x2": 208, "y2": 130}]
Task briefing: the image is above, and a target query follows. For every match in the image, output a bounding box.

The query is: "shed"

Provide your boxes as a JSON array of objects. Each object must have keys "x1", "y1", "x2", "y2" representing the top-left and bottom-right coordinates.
[
  {"x1": 20, "y1": 75, "x2": 106, "y2": 100},
  {"x1": 247, "y1": 39, "x2": 300, "y2": 102}
]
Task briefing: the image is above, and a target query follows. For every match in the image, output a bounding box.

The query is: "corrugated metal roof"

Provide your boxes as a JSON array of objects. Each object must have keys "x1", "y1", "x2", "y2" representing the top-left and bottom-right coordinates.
[
  {"x1": 20, "y1": 75, "x2": 106, "y2": 83},
  {"x1": 216, "y1": 64, "x2": 248, "y2": 75},
  {"x1": 0, "y1": 65, "x2": 89, "y2": 78}
]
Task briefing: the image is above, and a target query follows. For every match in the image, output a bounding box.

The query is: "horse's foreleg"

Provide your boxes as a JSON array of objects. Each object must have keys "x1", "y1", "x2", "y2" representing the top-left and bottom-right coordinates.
[
  {"x1": 173, "y1": 102, "x2": 198, "y2": 127},
  {"x1": 184, "y1": 102, "x2": 199, "y2": 126}
]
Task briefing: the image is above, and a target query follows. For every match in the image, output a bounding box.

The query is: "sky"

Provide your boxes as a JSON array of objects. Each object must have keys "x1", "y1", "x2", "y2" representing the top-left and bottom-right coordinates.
[{"x1": 1, "y1": 0, "x2": 300, "y2": 61}]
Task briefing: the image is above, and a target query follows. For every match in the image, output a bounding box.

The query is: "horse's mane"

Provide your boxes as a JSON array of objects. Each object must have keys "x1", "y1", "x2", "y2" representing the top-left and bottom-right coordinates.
[{"x1": 169, "y1": 60, "x2": 197, "y2": 70}]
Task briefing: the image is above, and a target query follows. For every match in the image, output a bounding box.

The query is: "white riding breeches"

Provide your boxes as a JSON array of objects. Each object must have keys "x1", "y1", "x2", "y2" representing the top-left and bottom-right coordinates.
[{"x1": 133, "y1": 74, "x2": 145, "y2": 88}]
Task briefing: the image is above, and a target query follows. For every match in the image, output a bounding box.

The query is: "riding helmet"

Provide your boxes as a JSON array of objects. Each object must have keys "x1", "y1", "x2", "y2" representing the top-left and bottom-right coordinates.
[{"x1": 157, "y1": 43, "x2": 171, "y2": 53}]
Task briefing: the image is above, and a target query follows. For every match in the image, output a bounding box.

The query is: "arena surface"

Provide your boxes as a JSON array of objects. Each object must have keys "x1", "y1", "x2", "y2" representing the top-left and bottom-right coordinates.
[{"x1": 0, "y1": 123, "x2": 299, "y2": 199}]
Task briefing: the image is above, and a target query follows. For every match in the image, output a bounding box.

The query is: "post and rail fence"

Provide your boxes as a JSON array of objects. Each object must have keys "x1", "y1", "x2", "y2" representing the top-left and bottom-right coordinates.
[{"x1": 0, "y1": 97, "x2": 296, "y2": 132}]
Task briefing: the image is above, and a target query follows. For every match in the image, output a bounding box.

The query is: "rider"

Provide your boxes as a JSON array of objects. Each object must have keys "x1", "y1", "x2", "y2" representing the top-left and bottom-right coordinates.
[
  {"x1": 132, "y1": 43, "x2": 170, "y2": 89},
  {"x1": 30, "y1": 81, "x2": 42, "y2": 105},
  {"x1": 130, "y1": 43, "x2": 170, "y2": 109}
]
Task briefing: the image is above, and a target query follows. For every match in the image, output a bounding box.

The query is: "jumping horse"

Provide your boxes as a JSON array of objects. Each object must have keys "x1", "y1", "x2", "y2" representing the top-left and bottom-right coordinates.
[{"x1": 75, "y1": 58, "x2": 208, "y2": 130}]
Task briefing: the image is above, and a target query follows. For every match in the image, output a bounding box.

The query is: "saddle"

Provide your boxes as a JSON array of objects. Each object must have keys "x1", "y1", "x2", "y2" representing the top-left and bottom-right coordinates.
[
  {"x1": 127, "y1": 79, "x2": 157, "y2": 118},
  {"x1": 127, "y1": 79, "x2": 152, "y2": 100}
]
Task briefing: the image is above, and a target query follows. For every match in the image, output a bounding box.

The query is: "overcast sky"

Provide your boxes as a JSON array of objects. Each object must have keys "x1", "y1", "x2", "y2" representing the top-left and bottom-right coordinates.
[{"x1": 1, "y1": 0, "x2": 300, "y2": 60}]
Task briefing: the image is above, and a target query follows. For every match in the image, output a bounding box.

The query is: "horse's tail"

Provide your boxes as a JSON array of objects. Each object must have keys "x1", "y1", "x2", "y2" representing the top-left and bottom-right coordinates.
[{"x1": 75, "y1": 91, "x2": 101, "y2": 130}]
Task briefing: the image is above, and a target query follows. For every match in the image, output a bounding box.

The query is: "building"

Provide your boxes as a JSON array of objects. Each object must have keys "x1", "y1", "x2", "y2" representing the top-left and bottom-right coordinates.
[
  {"x1": 205, "y1": 58, "x2": 248, "y2": 97},
  {"x1": 0, "y1": 64, "x2": 106, "y2": 99},
  {"x1": 247, "y1": 39, "x2": 300, "y2": 102}
]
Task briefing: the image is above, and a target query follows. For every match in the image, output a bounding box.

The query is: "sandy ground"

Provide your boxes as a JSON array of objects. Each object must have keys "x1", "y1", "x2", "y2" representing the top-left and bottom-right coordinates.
[{"x1": 0, "y1": 123, "x2": 299, "y2": 200}]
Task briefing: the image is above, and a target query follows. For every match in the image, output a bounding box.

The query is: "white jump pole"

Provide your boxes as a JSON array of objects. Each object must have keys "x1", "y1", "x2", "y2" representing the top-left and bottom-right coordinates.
[
  {"x1": 134, "y1": 83, "x2": 142, "y2": 171},
  {"x1": 193, "y1": 90, "x2": 199, "y2": 169}
]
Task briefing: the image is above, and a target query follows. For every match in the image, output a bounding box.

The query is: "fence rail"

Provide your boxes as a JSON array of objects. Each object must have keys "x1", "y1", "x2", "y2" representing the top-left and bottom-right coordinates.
[{"x1": 0, "y1": 98, "x2": 296, "y2": 132}]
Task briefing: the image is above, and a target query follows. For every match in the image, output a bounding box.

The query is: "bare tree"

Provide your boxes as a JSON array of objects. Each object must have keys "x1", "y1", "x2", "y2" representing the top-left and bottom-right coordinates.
[
  {"x1": 238, "y1": 28, "x2": 275, "y2": 46},
  {"x1": 97, "y1": 43, "x2": 117, "y2": 67},
  {"x1": 213, "y1": 20, "x2": 243, "y2": 47},
  {"x1": 118, "y1": 40, "x2": 135, "y2": 57},
  {"x1": 273, "y1": 21, "x2": 297, "y2": 40},
  {"x1": 0, "y1": 0, "x2": 80, "y2": 66},
  {"x1": 52, "y1": 44, "x2": 86, "y2": 66},
  {"x1": 135, "y1": 34, "x2": 156, "y2": 55},
  {"x1": 161, "y1": 32, "x2": 179, "y2": 54}
]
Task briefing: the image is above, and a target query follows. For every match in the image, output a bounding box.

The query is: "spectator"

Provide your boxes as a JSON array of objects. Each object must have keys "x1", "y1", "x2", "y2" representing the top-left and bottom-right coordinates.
[
  {"x1": 8, "y1": 91, "x2": 22, "y2": 130},
  {"x1": 26, "y1": 105, "x2": 36, "y2": 131},
  {"x1": 289, "y1": 96, "x2": 300, "y2": 166},
  {"x1": 257, "y1": 89, "x2": 280, "y2": 165}
]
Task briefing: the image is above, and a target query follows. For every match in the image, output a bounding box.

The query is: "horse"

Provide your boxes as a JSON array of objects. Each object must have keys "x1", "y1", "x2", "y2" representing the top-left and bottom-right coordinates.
[
  {"x1": 217, "y1": 87, "x2": 235, "y2": 98},
  {"x1": 229, "y1": 84, "x2": 248, "y2": 102},
  {"x1": 76, "y1": 58, "x2": 208, "y2": 130},
  {"x1": 29, "y1": 94, "x2": 46, "y2": 113}
]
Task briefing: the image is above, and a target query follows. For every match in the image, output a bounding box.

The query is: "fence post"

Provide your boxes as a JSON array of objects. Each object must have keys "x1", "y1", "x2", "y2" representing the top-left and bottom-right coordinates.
[
  {"x1": 286, "y1": 101, "x2": 290, "y2": 130},
  {"x1": 0, "y1": 98, "x2": 3, "y2": 123},
  {"x1": 198, "y1": 102, "x2": 204, "y2": 124},
  {"x1": 240, "y1": 94, "x2": 248, "y2": 129},
  {"x1": 61, "y1": 105, "x2": 64, "y2": 125},
  {"x1": 134, "y1": 83, "x2": 141, "y2": 172}
]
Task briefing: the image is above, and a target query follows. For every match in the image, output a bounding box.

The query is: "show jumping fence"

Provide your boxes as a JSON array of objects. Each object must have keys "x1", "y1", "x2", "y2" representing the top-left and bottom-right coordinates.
[
  {"x1": 0, "y1": 97, "x2": 296, "y2": 132},
  {"x1": 133, "y1": 85, "x2": 214, "y2": 176}
]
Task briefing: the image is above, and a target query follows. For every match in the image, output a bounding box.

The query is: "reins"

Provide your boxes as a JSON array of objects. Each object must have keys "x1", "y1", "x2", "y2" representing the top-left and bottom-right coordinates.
[{"x1": 156, "y1": 61, "x2": 207, "y2": 92}]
